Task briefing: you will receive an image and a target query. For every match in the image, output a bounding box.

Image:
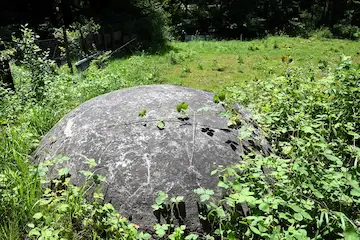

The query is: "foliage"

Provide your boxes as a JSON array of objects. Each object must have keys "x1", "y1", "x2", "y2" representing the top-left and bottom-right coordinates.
[
  {"x1": 12, "y1": 25, "x2": 56, "y2": 99},
  {"x1": 26, "y1": 157, "x2": 151, "y2": 240},
  {"x1": 1, "y1": 36, "x2": 360, "y2": 238},
  {"x1": 192, "y1": 56, "x2": 360, "y2": 238},
  {"x1": 53, "y1": 18, "x2": 100, "y2": 61},
  {"x1": 162, "y1": 0, "x2": 360, "y2": 39},
  {"x1": 333, "y1": 24, "x2": 360, "y2": 40},
  {"x1": 91, "y1": 51, "x2": 112, "y2": 69}
]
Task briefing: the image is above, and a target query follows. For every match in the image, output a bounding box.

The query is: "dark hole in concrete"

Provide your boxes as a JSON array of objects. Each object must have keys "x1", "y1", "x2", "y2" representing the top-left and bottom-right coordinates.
[
  {"x1": 201, "y1": 127, "x2": 215, "y2": 137},
  {"x1": 220, "y1": 128, "x2": 231, "y2": 133},
  {"x1": 225, "y1": 140, "x2": 239, "y2": 151},
  {"x1": 178, "y1": 117, "x2": 190, "y2": 121}
]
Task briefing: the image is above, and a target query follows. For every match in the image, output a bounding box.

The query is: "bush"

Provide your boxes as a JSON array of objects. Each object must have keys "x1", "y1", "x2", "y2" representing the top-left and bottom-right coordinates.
[
  {"x1": 12, "y1": 25, "x2": 56, "y2": 100},
  {"x1": 53, "y1": 18, "x2": 100, "y2": 61},
  {"x1": 310, "y1": 27, "x2": 334, "y2": 39},
  {"x1": 333, "y1": 24, "x2": 360, "y2": 39},
  {"x1": 193, "y1": 57, "x2": 360, "y2": 239}
]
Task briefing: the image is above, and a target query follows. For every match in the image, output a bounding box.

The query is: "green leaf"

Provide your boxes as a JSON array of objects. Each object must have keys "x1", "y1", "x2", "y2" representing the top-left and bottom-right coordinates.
[
  {"x1": 171, "y1": 196, "x2": 184, "y2": 203},
  {"x1": 218, "y1": 92, "x2": 226, "y2": 101},
  {"x1": 259, "y1": 202, "x2": 270, "y2": 213},
  {"x1": 293, "y1": 213, "x2": 303, "y2": 221},
  {"x1": 27, "y1": 223, "x2": 35, "y2": 228},
  {"x1": 350, "y1": 189, "x2": 360, "y2": 197},
  {"x1": 216, "y1": 207, "x2": 226, "y2": 218},
  {"x1": 58, "y1": 203, "x2": 69, "y2": 212},
  {"x1": 312, "y1": 190, "x2": 325, "y2": 199},
  {"x1": 249, "y1": 226, "x2": 261, "y2": 235},
  {"x1": 138, "y1": 232, "x2": 152, "y2": 240},
  {"x1": 344, "y1": 226, "x2": 360, "y2": 240},
  {"x1": 302, "y1": 126, "x2": 314, "y2": 133},
  {"x1": 154, "y1": 224, "x2": 169, "y2": 238},
  {"x1": 85, "y1": 158, "x2": 97, "y2": 167},
  {"x1": 185, "y1": 234, "x2": 199, "y2": 240},
  {"x1": 151, "y1": 204, "x2": 161, "y2": 210},
  {"x1": 138, "y1": 109, "x2": 147, "y2": 117},
  {"x1": 156, "y1": 120, "x2": 165, "y2": 130},
  {"x1": 155, "y1": 191, "x2": 168, "y2": 205},
  {"x1": 80, "y1": 170, "x2": 93, "y2": 177},
  {"x1": 28, "y1": 229, "x2": 41, "y2": 237},
  {"x1": 289, "y1": 204, "x2": 303, "y2": 213},
  {"x1": 33, "y1": 212, "x2": 43, "y2": 220},
  {"x1": 217, "y1": 181, "x2": 229, "y2": 189},
  {"x1": 325, "y1": 155, "x2": 342, "y2": 165},
  {"x1": 301, "y1": 211, "x2": 313, "y2": 220},
  {"x1": 176, "y1": 102, "x2": 189, "y2": 113},
  {"x1": 58, "y1": 167, "x2": 69, "y2": 176}
]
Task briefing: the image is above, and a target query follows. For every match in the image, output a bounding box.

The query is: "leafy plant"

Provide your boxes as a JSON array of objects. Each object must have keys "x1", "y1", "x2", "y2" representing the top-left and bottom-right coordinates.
[
  {"x1": 196, "y1": 56, "x2": 360, "y2": 239},
  {"x1": 156, "y1": 120, "x2": 165, "y2": 130},
  {"x1": 176, "y1": 102, "x2": 188, "y2": 114},
  {"x1": 27, "y1": 157, "x2": 150, "y2": 240},
  {"x1": 138, "y1": 109, "x2": 147, "y2": 117},
  {"x1": 12, "y1": 25, "x2": 56, "y2": 99}
]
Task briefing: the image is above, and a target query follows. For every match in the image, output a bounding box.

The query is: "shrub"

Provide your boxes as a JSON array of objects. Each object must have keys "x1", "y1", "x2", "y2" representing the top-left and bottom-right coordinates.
[
  {"x1": 333, "y1": 24, "x2": 360, "y2": 39},
  {"x1": 310, "y1": 27, "x2": 334, "y2": 39},
  {"x1": 195, "y1": 57, "x2": 360, "y2": 239},
  {"x1": 12, "y1": 25, "x2": 56, "y2": 100}
]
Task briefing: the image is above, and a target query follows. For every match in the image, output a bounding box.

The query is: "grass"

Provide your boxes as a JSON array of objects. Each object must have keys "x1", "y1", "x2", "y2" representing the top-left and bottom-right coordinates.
[
  {"x1": 1, "y1": 35, "x2": 360, "y2": 238},
  {"x1": 106, "y1": 36, "x2": 360, "y2": 91}
]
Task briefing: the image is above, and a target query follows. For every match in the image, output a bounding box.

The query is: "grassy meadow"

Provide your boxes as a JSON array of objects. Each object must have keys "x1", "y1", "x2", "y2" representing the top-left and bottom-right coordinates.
[
  {"x1": 106, "y1": 36, "x2": 360, "y2": 91},
  {"x1": 1, "y1": 36, "x2": 360, "y2": 239}
]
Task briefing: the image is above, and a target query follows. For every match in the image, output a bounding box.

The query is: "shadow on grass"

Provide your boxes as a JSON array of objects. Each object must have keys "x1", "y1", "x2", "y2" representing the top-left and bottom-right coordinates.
[{"x1": 109, "y1": 41, "x2": 180, "y2": 60}]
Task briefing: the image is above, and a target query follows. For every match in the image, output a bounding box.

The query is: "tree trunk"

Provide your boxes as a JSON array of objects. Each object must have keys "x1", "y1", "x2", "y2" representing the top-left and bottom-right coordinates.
[
  {"x1": 0, "y1": 60, "x2": 14, "y2": 91},
  {"x1": 79, "y1": 28, "x2": 89, "y2": 56},
  {"x1": 62, "y1": 26, "x2": 73, "y2": 74}
]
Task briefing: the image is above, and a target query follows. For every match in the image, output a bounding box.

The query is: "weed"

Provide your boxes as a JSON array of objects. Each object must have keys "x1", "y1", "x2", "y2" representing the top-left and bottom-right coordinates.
[
  {"x1": 273, "y1": 41, "x2": 279, "y2": 49},
  {"x1": 237, "y1": 55, "x2": 244, "y2": 65},
  {"x1": 181, "y1": 65, "x2": 191, "y2": 73},
  {"x1": 248, "y1": 45, "x2": 259, "y2": 51},
  {"x1": 197, "y1": 61, "x2": 204, "y2": 70}
]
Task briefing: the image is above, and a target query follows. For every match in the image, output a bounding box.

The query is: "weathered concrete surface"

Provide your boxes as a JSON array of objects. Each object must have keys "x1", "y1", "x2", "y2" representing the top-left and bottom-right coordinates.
[{"x1": 34, "y1": 84, "x2": 270, "y2": 232}]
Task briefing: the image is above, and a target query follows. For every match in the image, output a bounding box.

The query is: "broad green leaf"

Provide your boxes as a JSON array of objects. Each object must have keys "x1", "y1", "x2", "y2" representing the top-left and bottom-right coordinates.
[
  {"x1": 28, "y1": 229, "x2": 41, "y2": 237},
  {"x1": 289, "y1": 204, "x2": 303, "y2": 213},
  {"x1": 58, "y1": 167, "x2": 69, "y2": 176},
  {"x1": 350, "y1": 189, "x2": 360, "y2": 197},
  {"x1": 185, "y1": 234, "x2": 199, "y2": 240},
  {"x1": 293, "y1": 213, "x2": 303, "y2": 221},
  {"x1": 344, "y1": 227, "x2": 360, "y2": 240},
  {"x1": 325, "y1": 155, "x2": 342, "y2": 165},
  {"x1": 138, "y1": 232, "x2": 151, "y2": 240},
  {"x1": 259, "y1": 202, "x2": 270, "y2": 213},
  {"x1": 218, "y1": 181, "x2": 229, "y2": 189},
  {"x1": 176, "y1": 102, "x2": 189, "y2": 113},
  {"x1": 249, "y1": 226, "x2": 261, "y2": 235},
  {"x1": 33, "y1": 212, "x2": 43, "y2": 220},
  {"x1": 216, "y1": 207, "x2": 226, "y2": 218},
  {"x1": 156, "y1": 120, "x2": 165, "y2": 130},
  {"x1": 312, "y1": 190, "x2": 325, "y2": 199},
  {"x1": 58, "y1": 203, "x2": 69, "y2": 212},
  {"x1": 27, "y1": 223, "x2": 35, "y2": 228},
  {"x1": 218, "y1": 92, "x2": 226, "y2": 101},
  {"x1": 301, "y1": 211, "x2": 313, "y2": 220},
  {"x1": 85, "y1": 158, "x2": 97, "y2": 167},
  {"x1": 151, "y1": 204, "x2": 161, "y2": 210}
]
